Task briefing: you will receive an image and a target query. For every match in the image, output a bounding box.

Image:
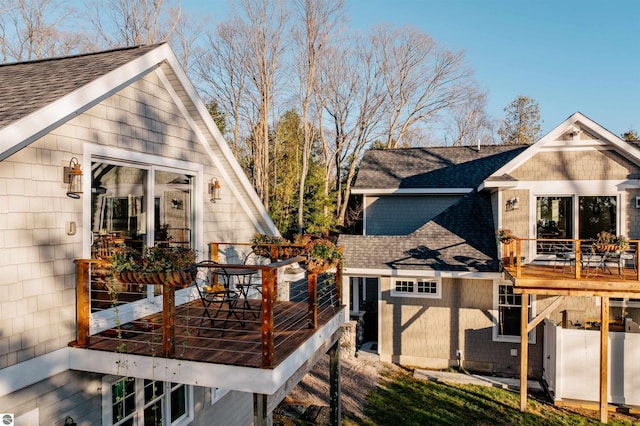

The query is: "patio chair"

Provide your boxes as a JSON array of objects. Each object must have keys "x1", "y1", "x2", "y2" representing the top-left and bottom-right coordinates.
[
  {"x1": 553, "y1": 243, "x2": 575, "y2": 273},
  {"x1": 194, "y1": 261, "x2": 243, "y2": 335}
]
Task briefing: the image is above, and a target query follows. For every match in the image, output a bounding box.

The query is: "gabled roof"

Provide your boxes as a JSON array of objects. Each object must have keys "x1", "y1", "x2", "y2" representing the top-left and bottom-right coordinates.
[
  {"x1": 352, "y1": 145, "x2": 527, "y2": 194},
  {"x1": 339, "y1": 190, "x2": 499, "y2": 273},
  {"x1": 0, "y1": 44, "x2": 160, "y2": 129},
  {"x1": 0, "y1": 43, "x2": 278, "y2": 235},
  {"x1": 483, "y1": 112, "x2": 640, "y2": 188}
]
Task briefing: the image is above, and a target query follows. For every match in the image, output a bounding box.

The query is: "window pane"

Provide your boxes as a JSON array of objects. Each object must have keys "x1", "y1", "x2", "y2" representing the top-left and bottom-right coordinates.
[
  {"x1": 144, "y1": 380, "x2": 162, "y2": 403},
  {"x1": 498, "y1": 285, "x2": 522, "y2": 337},
  {"x1": 537, "y1": 197, "x2": 573, "y2": 241},
  {"x1": 144, "y1": 400, "x2": 163, "y2": 426},
  {"x1": 500, "y1": 306, "x2": 521, "y2": 336},
  {"x1": 170, "y1": 384, "x2": 187, "y2": 422},
  {"x1": 579, "y1": 196, "x2": 616, "y2": 240},
  {"x1": 112, "y1": 378, "x2": 135, "y2": 424},
  {"x1": 155, "y1": 171, "x2": 193, "y2": 248},
  {"x1": 91, "y1": 163, "x2": 148, "y2": 254}
]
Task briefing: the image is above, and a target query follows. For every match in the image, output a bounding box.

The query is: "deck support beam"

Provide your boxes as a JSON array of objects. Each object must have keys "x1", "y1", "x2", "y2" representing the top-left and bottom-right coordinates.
[
  {"x1": 519, "y1": 292, "x2": 529, "y2": 412},
  {"x1": 254, "y1": 393, "x2": 271, "y2": 426},
  {"x1": 600, "y1": 296, "x2": 610, "y2": 424},
  {"x1": 329, "y1": 340, "x2": 341, "y2": 426}
]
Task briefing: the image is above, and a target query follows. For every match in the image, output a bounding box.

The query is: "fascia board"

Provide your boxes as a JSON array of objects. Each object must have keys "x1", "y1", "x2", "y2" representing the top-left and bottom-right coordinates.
[
  {"x1": 158, "y1": 47, "x2": 279, "y2": 236},
  {"x1": 342, "y1": 267, "x2": 502, "y2": 279},
  {"x1": 351, "y1": 188, "x2": 472, "y2": 195}
]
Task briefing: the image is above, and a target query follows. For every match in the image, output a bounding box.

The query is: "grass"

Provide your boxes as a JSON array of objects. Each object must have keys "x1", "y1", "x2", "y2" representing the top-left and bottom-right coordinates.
[{"x1": 343, "y1": 369, "x2": 640, "y2": 426}]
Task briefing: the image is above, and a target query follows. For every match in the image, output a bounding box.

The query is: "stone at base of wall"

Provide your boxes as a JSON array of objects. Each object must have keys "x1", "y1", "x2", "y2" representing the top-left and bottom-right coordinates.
[
  {"x1": 389, "y1": 354, "x2": 450, "y2": 370},
  {"x1": 339, "y1": 321, "x2": 357, "y2": 358},
  {"x1": 462, "y1": 360, "x2": 495, "y2": 374}
]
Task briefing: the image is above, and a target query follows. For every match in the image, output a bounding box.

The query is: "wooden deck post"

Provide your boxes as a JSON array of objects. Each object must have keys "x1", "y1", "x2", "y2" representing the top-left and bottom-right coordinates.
[
  {"x1": 329, "y1": 340, "x2": 342, "y2": 426},
  {"x1": 575, "y1": 240, "x2": 581, "y2": 279},
  {"x1": 75, "y1": 260, "x2": 91, "y2": 347},
  {"x1": 253, "y1": 393, "x2": 270, "y2": 426},
  {"x1": 308, "y1": 273, "x2": 318, "y2": 329},
  {"x1": 600, "y1": 296, "x2": 610, "y2": 424},
  {"x1": 162, "y1": 283, "x2": 175, "y2": 357},
  {"x1": 516, "y1": 239, "x2": 522, "y2": 277},
  {"x1": 335, "y1": 261, "x2": 343, "y2": 306},
  {"x1": 208, "y1": 242, "x2": 219, "y2": 262},
  {"x1": 519, "y1": 292, "x2": 529, "y2": 412},
  {"x1": 261, "y1": 268, "x2": 276, "y2": 368}
]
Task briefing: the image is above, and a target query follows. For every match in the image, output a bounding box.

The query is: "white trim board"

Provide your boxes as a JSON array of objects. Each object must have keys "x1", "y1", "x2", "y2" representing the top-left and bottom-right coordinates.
[{"x1": 0, "y1": 348, "x2": 70, "y2": 398}]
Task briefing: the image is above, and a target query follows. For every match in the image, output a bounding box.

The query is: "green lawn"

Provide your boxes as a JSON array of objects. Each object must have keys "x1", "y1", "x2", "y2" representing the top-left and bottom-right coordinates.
[{"x1": 346, "y1": 370, "x2": 640, "y2": 426}]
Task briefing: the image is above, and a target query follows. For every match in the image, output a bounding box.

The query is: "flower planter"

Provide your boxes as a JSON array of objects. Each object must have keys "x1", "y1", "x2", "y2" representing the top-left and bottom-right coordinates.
[
  {"x1": 117, "y1": 268, "x2": 197, "y2": 287},
  {"x1": 305, "y1": 258, "x2": 339, "y2": 275}
]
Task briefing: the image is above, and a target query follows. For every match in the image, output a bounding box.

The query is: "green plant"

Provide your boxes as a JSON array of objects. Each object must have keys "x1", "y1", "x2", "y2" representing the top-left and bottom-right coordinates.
[
  {"x1": 496, "y1": 229, "x2": 513, "y2": 243},
  {"x1": 251, "y1": 233, "x2": 289, "y2": 258},
  {"x1": 110, "y1": 246, "x2": 196, "y2": 274},
  {"x1": 307, "y1": 238, "x2": 343, "y2": 262},
  {"x1": 593, "y1": 231, "x2": 629, "y2": 252}
]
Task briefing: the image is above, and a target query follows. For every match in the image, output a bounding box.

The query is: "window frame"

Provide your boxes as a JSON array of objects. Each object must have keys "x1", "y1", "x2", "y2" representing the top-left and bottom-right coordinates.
[
  {"x1": 492, "y1": 280, "x2": 536, "y2": 343},
  {"x1": 102, "y1": 375, "x2": 194, "y2": 426},
  {"x1": 210, "y1": 387, "x2": 231, "y2": 405},
  {"x1": 390, "y1": 277, "x2": 441, "y2": 299}
]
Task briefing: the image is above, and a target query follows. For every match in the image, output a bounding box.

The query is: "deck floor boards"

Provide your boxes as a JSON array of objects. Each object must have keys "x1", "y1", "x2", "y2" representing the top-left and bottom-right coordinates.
[{"x1": 83, "y1": 299, "x2": 340, "y2": 369}]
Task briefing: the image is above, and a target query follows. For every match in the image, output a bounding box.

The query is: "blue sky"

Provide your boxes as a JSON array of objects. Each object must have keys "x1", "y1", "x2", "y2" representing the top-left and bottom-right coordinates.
[{"x1": 185, "y1": 0, "x2": 640, "y2": 138}]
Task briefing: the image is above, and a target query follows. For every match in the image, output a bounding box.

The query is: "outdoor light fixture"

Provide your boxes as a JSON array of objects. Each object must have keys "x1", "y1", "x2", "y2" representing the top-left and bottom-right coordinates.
[
  {"x1": 506, "y1": 197, "x2": 519, "y2": 211},
  {"x1": 209, "y1": 177, "x2": 221, "y2": 203},
  {"x1": 64, "y1": 157, "x2": 83, "y2": 199}
]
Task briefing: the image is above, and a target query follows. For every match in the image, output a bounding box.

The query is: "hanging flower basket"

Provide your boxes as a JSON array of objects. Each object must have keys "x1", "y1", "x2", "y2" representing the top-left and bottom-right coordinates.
[
  {"x1": 304, "y1": 238, "x2": 343, "y2": 274},
  {"x1": 305, "y1": 258, "x2": 339, "y2": 275},
  {"x1": 116, "y1": 268, "x2": 197, "y2": 288}
]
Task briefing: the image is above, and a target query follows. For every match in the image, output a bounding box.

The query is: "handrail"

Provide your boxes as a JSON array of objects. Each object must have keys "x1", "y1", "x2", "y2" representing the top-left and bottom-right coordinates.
[
  {"x1": 499, "y1": 237, "x2": 640, "y2": 281},
  {"x1": 72, "y1": 242, "x2": 343, "y2": 369}
]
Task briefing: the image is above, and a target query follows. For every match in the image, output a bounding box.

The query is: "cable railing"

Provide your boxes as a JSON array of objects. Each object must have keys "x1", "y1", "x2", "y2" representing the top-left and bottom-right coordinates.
[
  {"x1": 500, "y1": 236, "x2": 640, "y2": 281},
  {"x1": 72, "y1": 241, "x2": 343, "y2": 369}
]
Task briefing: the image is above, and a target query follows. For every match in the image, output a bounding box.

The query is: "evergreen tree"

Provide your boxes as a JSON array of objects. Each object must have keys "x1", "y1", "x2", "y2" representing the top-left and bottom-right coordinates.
[{"x1": 497, "y1": 95, "x2": 541, "y2": 145}]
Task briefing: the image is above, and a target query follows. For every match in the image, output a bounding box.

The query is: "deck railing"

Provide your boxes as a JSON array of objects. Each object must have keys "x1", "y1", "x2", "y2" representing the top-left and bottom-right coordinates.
[
  {"x1": 500, "y1": 237, "x2": 640, "y2": 281},
  {"x1": 72, "y1": 242, "x2": 342, "y2": 368}
]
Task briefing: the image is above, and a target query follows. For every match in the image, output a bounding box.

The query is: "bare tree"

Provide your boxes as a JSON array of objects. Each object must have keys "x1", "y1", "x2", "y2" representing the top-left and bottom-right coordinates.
[
  {"x1": 196, "y1": 17, "x2": 251, "y2": 155},
  {"x1": 447, "y1": 85, "x2": 492, "y2": 146},
  {"x1": 0, "y1": 0, "x2": 81, "y2": 62},
  {"x1": 291, "y1": 0, "x2": 345, "y2": 232},
  {"x1": 236, "y1": 0, "x2": 289, "y2": 209},
  {"x1": 318, "y1": 34, "x2": 387, "y2": 225},
  {"x1": 86, "y1": 0, "x2": 181, "y2": 48},
  {"x1": 372, "y1": 25, "x2": 472, "y2": 148}
]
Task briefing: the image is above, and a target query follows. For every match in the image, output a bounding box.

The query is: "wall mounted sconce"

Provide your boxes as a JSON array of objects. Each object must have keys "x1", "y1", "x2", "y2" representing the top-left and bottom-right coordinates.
[
  {"x1": 64, "y1": 157, "x2": 83, "y2": 199},
  {"x1": 209, "y1": 177, "x2": 221, "y2": 203},
  {"x1": 636, "y1": 196, "x2": 640, "y2": 209},
  {"x1": 171, "y1": 198, "x2": 184, "y2": 209},
  {"x1": 506, "y1": 197, "x2": 519, "y2": 211}
]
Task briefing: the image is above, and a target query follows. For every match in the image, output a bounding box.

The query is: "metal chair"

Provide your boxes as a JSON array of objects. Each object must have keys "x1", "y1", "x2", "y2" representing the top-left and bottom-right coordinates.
[
  {"x1": 194, "y1": 261, "x2": 243, "y2": 335},
  {"x1": 553, "y1": 243, "x2": 575, "y2": 273}
]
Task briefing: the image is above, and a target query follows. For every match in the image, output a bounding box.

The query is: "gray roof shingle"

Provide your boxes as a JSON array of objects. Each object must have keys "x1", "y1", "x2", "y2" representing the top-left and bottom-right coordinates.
[
  {"x1": 0, "y1": 44, "x2": 162, "y2": 128},
  {"x1": 354, "y1": 145, "x2": 527, "y2": 190},
  {"x1": 339, "y1": 190, "x2": 500, "y2": 272},
  {"x1": 341, "y1": 144, "x2": 532, "y2": 273}
]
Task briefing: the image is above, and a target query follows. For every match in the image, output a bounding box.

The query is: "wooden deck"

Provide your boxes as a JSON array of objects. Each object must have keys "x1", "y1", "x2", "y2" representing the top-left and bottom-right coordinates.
[
  {"x1": 83, "y1": 299, "x2": 341, "y2": 369},
  {"x1": 503, "y1": 262, "x2": 640, "y2": 296}
]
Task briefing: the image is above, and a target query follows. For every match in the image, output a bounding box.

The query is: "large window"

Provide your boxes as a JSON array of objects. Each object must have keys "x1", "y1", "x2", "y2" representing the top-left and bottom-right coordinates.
[
  {"x1": 536, "y1": 195, "x2": 617, "y2": 253},
  {"x1": 91, "y1": 161, "x2": 194, "y2": 257},
  {"x1": 104, "y1": 377, "x2": 192, "y2": 426}
]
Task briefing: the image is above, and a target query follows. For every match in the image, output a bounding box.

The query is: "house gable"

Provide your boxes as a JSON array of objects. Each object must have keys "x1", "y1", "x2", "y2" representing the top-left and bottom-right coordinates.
[{"x1": 483, "y1": 112, "x2": 640, "y2": 189}]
